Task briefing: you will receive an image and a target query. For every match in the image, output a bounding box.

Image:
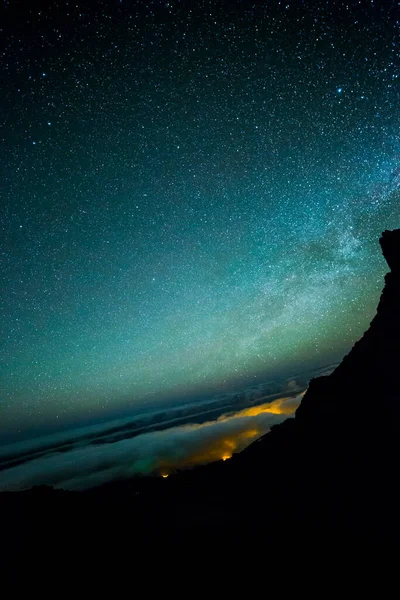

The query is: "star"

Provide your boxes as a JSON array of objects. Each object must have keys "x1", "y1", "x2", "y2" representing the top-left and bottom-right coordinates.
[{"x1": 1, "y1": 0, "x2": 399, "y2": 438}]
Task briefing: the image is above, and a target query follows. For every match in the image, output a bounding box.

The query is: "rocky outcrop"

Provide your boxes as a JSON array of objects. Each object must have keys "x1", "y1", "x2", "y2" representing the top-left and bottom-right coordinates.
[
  {"x1": 296, "y1": 229, "x2": 400, "y2": 428},
  {"x1": 2, "y1": 230, "x2": 400, "y2": 571}
]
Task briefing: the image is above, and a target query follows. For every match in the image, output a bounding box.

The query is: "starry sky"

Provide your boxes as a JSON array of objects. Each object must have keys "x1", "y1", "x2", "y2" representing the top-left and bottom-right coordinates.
[{"x1": 1, "y1": 0, "x2": 400, "y2": 439}]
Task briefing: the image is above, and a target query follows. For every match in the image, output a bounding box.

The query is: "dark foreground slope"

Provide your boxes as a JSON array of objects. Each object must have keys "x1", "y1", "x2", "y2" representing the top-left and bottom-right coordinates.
[{"x1": 2, "y1": 230, "x2": 400, "y2": 574}]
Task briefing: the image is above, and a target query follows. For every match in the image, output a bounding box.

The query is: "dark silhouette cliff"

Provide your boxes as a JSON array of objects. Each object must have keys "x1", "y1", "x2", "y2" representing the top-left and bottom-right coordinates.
[
  {"x1": 296, "y1": 228, "x2": 400, "y2": 428},
  {"x1": 2, "y1": 229, "x2": 400, "y2": 577}
]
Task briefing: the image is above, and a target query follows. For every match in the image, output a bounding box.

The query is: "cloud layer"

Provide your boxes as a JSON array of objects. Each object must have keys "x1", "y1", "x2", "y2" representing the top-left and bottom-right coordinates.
[{"x1": 0, "y1": 394, "x2": 302, "y2": 491}]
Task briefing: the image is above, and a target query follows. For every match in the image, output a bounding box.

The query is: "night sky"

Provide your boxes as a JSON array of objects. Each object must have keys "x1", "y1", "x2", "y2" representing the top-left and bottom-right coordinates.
[{"x1": 1, "y1": 0, "x2": 400, "y2": 439}]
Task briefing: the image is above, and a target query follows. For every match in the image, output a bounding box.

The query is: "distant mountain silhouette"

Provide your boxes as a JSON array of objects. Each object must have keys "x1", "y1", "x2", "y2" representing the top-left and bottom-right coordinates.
[{"x1": 2, "y1": 230, "x2": 400, "y2": 576}]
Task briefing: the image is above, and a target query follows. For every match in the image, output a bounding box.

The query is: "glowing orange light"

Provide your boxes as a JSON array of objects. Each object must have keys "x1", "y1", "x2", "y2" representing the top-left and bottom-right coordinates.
[{"x1": 152, "y1": 392, "x2": 303, "y2": 476}]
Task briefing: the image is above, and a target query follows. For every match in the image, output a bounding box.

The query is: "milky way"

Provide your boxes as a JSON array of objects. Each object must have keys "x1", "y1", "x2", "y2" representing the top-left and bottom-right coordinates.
[{"x1": 1, "y1": 0, "x2": 400, "y2": 437}]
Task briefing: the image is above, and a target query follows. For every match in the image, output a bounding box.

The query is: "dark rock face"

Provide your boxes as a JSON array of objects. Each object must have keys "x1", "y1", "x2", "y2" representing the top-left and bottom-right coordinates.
[
  {"x1": 2, "y1": 230, "x2": 400, "y2": 575},
  {"x1": 296, "y1": 228, "x2": 400, "y2": 428},
  {"x1": 381, "y1": 228, "x2": 400, "y2": 273}
]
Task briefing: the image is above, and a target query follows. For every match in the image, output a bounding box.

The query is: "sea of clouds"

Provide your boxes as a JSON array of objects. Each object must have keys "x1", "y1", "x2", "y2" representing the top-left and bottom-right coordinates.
[{"x1": 0, "y1": 394, "x2": 303, "y2": 491}]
